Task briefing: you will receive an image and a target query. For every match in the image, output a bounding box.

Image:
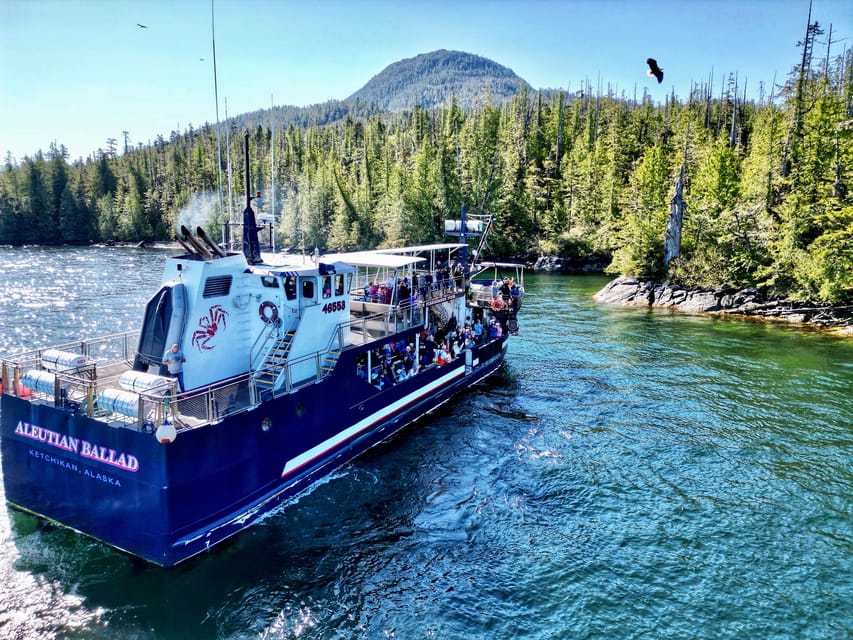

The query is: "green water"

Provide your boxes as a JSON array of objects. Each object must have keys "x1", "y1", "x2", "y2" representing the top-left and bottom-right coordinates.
[{"x1": 0, "y1": 249, "x2": 850, "y2": 639}]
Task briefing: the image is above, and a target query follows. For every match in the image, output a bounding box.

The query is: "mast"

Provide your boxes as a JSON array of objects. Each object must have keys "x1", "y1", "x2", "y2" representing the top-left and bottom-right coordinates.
[
  {"x1": 225, "y1": 97, "x2": 234, "y2": 251},
  {"x1": 455, "y1": 120, "x2": 469, "y2": 276},
  {"x1": 242, "y1": 131, "x2": 262, "y2": 264},
  {"x1": 270, "y1": 94, "x2": 275, "y2": 254}
]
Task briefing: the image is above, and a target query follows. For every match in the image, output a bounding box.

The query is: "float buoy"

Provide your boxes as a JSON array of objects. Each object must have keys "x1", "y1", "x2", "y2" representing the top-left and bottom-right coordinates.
[
  {"x1": 259, "y1": 301, "x2": 279, "y2": 324},
  {"x1": 490, "y1": 297, "x2": 504, "y2": 312},
  {"x1": 155, "y1": 421, "x2": 177, "y2": 444}
]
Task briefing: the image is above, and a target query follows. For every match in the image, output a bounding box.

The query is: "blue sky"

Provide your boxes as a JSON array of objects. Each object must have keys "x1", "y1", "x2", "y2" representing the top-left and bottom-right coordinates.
[{"x1": 1, "y1": 0, "x2": 850, "y2": 163}]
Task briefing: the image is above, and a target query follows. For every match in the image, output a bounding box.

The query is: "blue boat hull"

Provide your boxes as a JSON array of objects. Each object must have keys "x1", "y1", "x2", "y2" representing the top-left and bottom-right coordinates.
[{"x1": 1, "y1": 338, "x2": 507, "y2": 566}]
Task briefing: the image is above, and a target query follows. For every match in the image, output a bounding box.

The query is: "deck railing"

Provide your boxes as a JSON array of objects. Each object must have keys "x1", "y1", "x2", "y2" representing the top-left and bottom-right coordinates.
[{"x1": 0, "y1": 291, "x2": 467, "y2": 434}]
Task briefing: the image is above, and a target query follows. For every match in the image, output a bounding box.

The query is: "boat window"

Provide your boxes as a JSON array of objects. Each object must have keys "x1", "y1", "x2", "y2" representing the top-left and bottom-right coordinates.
[
  {"x1": 202, "y1": 275, "x2": 232, "y2": 298},
  {"x1": 301, "y1": 278, "x2": 315, "y2": 301},
  {"x1": 322, "y1": 276, "x2": 332, "y2": 299},
  {"x1": 334, "y1": 274, "x2": 345, "y2": 296},
  {"x1": 284, "y1": 276, "x2": 297, "y2": 301},
  {"x1": 261, "y1": 276, "x2": 279, "y2": 288}
]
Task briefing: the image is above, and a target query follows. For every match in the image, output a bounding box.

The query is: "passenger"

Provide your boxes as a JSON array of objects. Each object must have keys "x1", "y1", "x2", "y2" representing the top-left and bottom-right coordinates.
[
  {"x1": 436, "y1": 341, "x2": 449, "y2": 365},
  {"x1": 382, "y1": 365, "x2": 395, "y2": 387},
  {"x1": 501, "y1": 278, "x2": 512, "y2": 306},
  {"x1": 422, "y1": 335, "x2": 436, "y2": 366},
  {"x1": 473, "y1": 318, "x2": 484, "y2": 343},
  {"x1": 394, "y1": 361, "x2": 407, "y2": 382},
  {"x1": 162, "y1": 343, "x2": 186, "y2": 392},
  {"x1": 464, "y1": 332, "x2": 476, "y2": 349},
  {"x1": 488, "y1": 318, "x2": 499, "y2": 339},
  {"x1": 398, "y1": 281, "x2": 411, "y2": 307},
  {"x1": 417, "y1": 273, "x2": 427, "y2": 300},
  {"x1": 371, "y1": 370, "x2": 384, "y2": 390}
]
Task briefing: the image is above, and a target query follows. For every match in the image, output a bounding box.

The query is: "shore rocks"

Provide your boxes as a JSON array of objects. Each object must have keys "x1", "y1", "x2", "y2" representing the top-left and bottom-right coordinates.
[
  {"x1": 594, "y1": 276, "x2": 853, "y2": 334},
  {"x1": 533, "y1": 255, "x2": 609, "y2": 272}
]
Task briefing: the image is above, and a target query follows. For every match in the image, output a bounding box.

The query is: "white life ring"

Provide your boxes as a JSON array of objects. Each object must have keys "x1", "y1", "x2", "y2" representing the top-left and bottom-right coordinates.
[{"x1": 259, "y1": 301, "x2": 279, "y2": 324}]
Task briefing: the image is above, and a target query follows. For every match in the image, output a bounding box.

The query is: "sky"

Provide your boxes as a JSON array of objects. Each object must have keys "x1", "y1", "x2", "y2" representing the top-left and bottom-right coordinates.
[{"x1": 1, "y1": 0, "x2": 850, "y2": 163}]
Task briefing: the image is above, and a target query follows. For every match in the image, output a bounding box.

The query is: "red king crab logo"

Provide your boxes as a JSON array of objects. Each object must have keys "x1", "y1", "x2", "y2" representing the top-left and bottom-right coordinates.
[{"x1": 192, "y1": 305, "x2": 229, "y2": 350}]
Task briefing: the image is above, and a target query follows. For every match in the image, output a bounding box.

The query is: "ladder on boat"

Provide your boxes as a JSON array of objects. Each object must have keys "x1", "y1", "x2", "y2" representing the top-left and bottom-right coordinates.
[
  {"x1": 320, "y1": 350, "x2": 341, "y2": 378},
  {"x1": 253, "y1": 330, "x2": 296, "y2": 395}
]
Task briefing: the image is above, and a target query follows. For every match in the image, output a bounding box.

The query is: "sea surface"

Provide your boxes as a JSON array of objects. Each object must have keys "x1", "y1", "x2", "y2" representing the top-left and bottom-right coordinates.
[{"x1": 0, "y1": 246, "x2": 851, "y2": 639}]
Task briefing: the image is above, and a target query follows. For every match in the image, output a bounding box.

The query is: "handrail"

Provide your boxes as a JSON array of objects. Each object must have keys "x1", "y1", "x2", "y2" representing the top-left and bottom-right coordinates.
[{"x1": 249, "y1": 317, "x2": 282, "y2": 370}]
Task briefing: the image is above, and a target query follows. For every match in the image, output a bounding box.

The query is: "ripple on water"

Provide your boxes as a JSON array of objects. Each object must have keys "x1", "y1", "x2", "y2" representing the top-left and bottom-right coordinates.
[{"x1": 1, "y1": 263, "x2": 852, "y2": 639}]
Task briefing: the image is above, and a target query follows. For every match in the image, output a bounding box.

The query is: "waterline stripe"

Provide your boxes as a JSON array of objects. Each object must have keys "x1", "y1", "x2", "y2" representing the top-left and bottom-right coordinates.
[{"x1": 281, "y1": 366, "x2": 464, "y2": 477}]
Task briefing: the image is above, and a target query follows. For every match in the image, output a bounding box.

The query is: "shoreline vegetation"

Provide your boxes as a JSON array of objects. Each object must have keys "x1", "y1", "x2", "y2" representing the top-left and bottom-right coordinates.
[{"x1": 533, "y1": 256, "x2": 852, "y2": 336}]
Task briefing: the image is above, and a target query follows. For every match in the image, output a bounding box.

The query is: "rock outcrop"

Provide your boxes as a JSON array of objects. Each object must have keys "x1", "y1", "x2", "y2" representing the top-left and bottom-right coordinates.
[
  {"x1": 533, "y1": 256, "x2": 609, "y2": 273},
  {"x1": 594, "y1": 276, "x2": 853, "y2": 334}
]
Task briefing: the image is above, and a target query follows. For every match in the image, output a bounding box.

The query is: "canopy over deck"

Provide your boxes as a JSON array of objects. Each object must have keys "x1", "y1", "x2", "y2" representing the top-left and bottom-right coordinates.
[
  {"x1": 377, "y1": 243, "x2": 466, "y2": 255},
  {"x1": 323, "y1": 251, "x2": 426, "y2": 269}
]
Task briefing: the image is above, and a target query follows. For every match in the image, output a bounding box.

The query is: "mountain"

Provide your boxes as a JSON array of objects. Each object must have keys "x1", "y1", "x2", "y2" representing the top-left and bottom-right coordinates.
[
  {"x1": 195, "y1": 50, "x2": 531, "y2": 140},
  {"x1": 346, "y1": 49, "x2": 531, "y2": 111}
]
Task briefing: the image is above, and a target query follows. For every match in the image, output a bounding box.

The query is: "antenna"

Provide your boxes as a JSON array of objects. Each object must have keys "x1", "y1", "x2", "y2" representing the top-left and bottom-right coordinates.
[
  {"x1": 211, "y1": 0, "x2": 225, "y2": 247},
  {"x1": 270, "y1": 93, "x2": 275, "y2": 254}
]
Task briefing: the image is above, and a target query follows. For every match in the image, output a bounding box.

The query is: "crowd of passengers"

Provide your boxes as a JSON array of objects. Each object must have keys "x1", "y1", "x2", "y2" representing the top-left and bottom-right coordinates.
[
  {"x1": 356, "y1": 314, "x2": 503, "y2": 391},
  {"x1": 356, "y1": 264, "x2": 463, "y2": 306}
]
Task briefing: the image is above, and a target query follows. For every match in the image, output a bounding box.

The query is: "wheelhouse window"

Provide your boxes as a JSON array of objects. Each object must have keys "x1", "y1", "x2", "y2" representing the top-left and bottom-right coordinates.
[
  {"x1": 301, "y1": 278, "x2": 315, "y2": 301},
  {"x1": 284, "y1": 276, "x2": 297, "y2": 300},
  {"x1": 261, "y1": 275, "x2": 279, "y2": 288},
  {"x1": 322, "y1": 276, "x2": 332, "y2": 299},
  {"x1": 334, "y1": 274, "x2": 345, "y2": 296}
]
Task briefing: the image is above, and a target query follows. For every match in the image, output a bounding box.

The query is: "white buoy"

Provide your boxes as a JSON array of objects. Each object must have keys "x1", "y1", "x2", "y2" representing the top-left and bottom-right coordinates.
[{"x1": 155, "y1": 421, "x2": 177, "y2": 443}]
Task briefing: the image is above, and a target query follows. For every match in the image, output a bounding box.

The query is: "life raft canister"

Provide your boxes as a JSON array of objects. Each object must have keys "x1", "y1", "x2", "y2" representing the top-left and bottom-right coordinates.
[{"x1": 259, "y1": 301, "x2": 279, "y2": 324}]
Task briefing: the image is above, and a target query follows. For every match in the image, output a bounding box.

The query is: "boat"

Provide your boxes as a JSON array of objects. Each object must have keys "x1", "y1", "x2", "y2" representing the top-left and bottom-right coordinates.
[{"x1": 0, "y1": 135, "x2": 525, "y2": 567}]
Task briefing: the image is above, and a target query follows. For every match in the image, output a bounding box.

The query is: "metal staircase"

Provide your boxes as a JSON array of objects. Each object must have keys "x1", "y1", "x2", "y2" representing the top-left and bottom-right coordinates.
[
  {"x1": 319, "y1": 350, "x2": 341, "y2": 378},
  {"x1": 253, "y1": 330, "x2": 296, "y2": 395}
]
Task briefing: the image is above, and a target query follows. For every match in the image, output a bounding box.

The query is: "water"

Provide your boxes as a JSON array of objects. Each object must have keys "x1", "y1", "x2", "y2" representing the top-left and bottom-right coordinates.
[{"x1": 0, "y1": 246, "x2": 850, "y2": 639}]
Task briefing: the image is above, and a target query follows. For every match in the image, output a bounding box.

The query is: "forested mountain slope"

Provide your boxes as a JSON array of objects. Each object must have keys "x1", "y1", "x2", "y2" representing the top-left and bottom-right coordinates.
[
  {"x1": 1, "y1": 39, "x2": 851, "y2": 304},
  {"x1": 347, "y1": 49, "x2": 530, "y2": 111}
]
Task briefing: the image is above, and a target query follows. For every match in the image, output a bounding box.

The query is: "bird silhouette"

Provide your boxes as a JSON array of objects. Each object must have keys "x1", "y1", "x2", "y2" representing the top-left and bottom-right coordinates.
[
  {"x1": 137, "y1": 23, "x2": 148, "y2": 29},
  {"x1": 646, "y1": 58, "x2": 663, "y2": 83}
]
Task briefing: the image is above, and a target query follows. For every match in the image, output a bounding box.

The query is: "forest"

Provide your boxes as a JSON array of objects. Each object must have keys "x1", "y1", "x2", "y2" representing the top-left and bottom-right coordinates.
[{"x1": 1, "y1": 26, "x2": 851, "y2": 304}]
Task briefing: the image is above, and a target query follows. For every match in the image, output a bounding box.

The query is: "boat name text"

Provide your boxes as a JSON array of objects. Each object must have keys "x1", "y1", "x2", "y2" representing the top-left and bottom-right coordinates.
[{"x1": 14, "y1": 421, "x2": 139, "y2": 472}]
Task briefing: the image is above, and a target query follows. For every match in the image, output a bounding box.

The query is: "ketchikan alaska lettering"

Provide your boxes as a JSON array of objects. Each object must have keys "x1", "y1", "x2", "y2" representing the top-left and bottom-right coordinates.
[{"x1": 14, "y1": 421, "x2": 139, "y2": 472}]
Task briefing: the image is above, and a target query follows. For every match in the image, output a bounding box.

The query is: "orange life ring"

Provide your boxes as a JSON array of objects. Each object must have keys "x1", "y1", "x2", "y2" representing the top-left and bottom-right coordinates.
[
  {"x1": 490, "y1": 297, "x2": 504, "y2": 312},
  {"x1": 259, "y1": 301, "x2": 279, "y2": 324}
]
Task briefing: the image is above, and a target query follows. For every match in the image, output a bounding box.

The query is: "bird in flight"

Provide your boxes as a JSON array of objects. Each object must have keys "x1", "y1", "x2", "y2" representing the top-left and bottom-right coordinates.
[
  {"x1": 646, "y1": 58, "x2": 663, "y2": 83},
  {"x1": 137, "y1": 23, "x2": 148, "y2": 29}
]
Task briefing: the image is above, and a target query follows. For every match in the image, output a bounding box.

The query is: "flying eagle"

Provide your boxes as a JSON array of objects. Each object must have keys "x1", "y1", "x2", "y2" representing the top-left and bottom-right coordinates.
[
  {"x1": 137, "y1": 23, "x2": 148, "y2": 29},
  {"x1": 646, "y1": 58, "x2": 663, "y2": 84}
]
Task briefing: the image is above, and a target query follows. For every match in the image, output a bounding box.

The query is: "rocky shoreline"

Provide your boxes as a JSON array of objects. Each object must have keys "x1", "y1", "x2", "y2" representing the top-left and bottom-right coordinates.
[{"x1": 594, "y1": 276, "x2": 853, "y2": 336}]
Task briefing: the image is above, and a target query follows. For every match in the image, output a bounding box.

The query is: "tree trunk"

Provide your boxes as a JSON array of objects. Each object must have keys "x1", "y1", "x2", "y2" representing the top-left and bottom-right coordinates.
[{"x1": 664, "y1": 163, "x2": 686, "y2": 266}]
